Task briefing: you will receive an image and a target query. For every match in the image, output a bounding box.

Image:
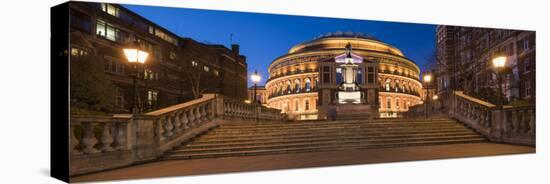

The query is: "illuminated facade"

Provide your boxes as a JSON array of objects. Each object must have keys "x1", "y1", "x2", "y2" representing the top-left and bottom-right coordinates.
[{"x1": 266, "y1": 32, "x2": 423, "y2": 119}]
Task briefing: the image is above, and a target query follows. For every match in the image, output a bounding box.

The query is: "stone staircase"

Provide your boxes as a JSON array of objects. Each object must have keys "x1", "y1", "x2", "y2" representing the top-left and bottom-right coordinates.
[{"x1": 161, "y1": 118, "x2": 487, "y2": 160}]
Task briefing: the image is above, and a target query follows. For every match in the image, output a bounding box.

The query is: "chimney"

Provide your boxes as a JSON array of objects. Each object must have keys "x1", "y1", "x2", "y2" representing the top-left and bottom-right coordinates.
[{"x1": 231, "y1": 44, "x2": 240, "y2": 56}]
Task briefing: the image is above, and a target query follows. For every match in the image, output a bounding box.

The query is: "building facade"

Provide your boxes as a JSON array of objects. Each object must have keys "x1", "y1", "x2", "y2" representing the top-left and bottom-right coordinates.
[
  {"x1": 247, "y1": 86, "x2": 268, "y2": 105},
  {"x1": 265, "y1": 32, "x2": 423, "y2": 120},
  {"x1": 436, "y1": 26, "x2": 536, "y2": 104},
  {"x1": 69, "y1": 2, "x2": 247, "y2": 113}
]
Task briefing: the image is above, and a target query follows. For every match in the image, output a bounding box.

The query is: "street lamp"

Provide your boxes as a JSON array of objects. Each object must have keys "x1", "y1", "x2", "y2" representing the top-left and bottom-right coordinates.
[
  {"x1": 124, "y1": 41, "x2": 149, "y2": 114},
  {"x1": 251, "y1": 70, "x2": 261, "y2": 104},
  {"x1": 423, "y1": 73, "x2": 432, "y2": 118},
  {"x1": 492, "y1": 56, "x2": 507, "y2": 109}
]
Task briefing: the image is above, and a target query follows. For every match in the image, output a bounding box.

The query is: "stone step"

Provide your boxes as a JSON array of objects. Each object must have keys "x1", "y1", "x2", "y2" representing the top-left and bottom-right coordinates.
[
  {"x1": 215, "y1": 122, "x2": 462, "y2": 132},
  {"x1": 220, "y1": 119, "x2": 455, "y2": 129},
  {"x1": 162, "y1": 138, "x2": 486, "y2": 160},
  {"x1": 185, "y1": 131, "x2": 479, "y2": 148},
  {"x1": 201, "y1": 127, "x2": 473, "y2": 140},
  {"x1": 169, "y1": 134, "x2": 484, "y2": 154}
]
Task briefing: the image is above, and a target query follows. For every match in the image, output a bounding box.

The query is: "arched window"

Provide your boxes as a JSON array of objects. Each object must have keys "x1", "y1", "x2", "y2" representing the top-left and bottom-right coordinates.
[
  {"x1": 386, "y1": 97, "x2": 391, "y2": 110},
  {"x1": 385, "y1": 79, "x2": 391, "y2": 91},
  {"x1": 295, "y1": 79, "x2": 301, "y2": 93},
  {"x1": 396, "y1": 98, "x2": 400, "y2": 110},
  {"x1": 402, "y1": 82, "x2": 406, "y2": 92},
  {"x1": 286, "y1": 81, "x2": 291, "y2": 94},
  {"x1": 295, "y1": 99, "x2": 300, "y2": 112},
  {"x1": 395, "y1": 80, "x2": 400, "y2": 92},
  {"x1": 305, "y1": 78, "x2": 311, "y2": 92}
]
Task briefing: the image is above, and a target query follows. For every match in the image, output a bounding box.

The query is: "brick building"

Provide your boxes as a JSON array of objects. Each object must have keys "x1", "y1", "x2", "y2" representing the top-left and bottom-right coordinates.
[
  {"x1": 69, "y1": 2, "x2": 247, "y2": 113},
  {"x1": 435, "y1": 26, "x2": 535, "y2": 104}
]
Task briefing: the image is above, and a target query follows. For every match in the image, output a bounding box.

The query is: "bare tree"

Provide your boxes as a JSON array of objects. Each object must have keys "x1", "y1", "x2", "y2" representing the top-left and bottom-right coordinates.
[{"x1": 181, "y1": 61, "x2": 210, "y2": 99}]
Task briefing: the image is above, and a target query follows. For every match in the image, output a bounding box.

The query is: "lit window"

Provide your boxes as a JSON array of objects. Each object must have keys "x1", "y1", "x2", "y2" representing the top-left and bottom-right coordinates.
[
  {"x1": 396, "y1": 99, "x2": 400, "y2": 110},
  {"x1": 305, "y1": 79, "x2": 311, "y2": 91},
  {"x1": 295, "y1": 80, "x2": 301, "y2": 93},
  {"x1": 191, "y1": 60, "x2": 198, "y2": 67},
  {"x1": 213, "y1": 70, "x2": 219, "y2": 76},
  {"x1": 148, "y1": 26, "x2": 155, "y2": 34},
  {"x1": 96, "y1": 20, "x2": 121, "y2": 42},
  {"x1": 385, "y1": 79, "x2": 391, "y2": 91},
  {"x1": 203, "y1": 65, "x2": 209, "y2": 72},
  {"x1": 101, "y1": 4, "x2": 119, "y2": 17},
  {"x1": 147, "y1": 90, "x2": 158, "y2": 107},
  {"x1": 70, "y1": 48, "x2": 79, "y2": 56}
]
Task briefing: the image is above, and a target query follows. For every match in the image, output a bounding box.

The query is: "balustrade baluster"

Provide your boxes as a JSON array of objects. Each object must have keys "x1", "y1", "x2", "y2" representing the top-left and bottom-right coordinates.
[
  {"x1": 99, "y1": 123, "x2": 115, "y2": 152},
  {"x1": 81, "y1": 122, "x2": 99, "y2": 154},
  {"x1": 172, "y1": 112, "x2": 182, "y2": 134},
  {"x1": 155, "y1": 118, "x2": 165, "y2": 142},
  {"x1": 200, "y1": 104, "x2": 208, "y2": 121},
  {"x1": 511, "y1": 110, "x2": 518, "y2": 133},
  {"x1": 114, "y1": 123, "x2": 127, "y2": 150},
  {"x1": 194, "y1": 106, "x2": 203, "y2": 124},
  {"x1": 528, "y1": 109, "x2": 535, "y2": 134},
  {"x1": 163, "y1": 116, "x2": 174, "y2": 137},
  {"x1": 181, "y1": 110, "x2": 189, "y2": 129},
  {"x1": 188, "y1": 108, "x2": 196, "y2": 126},
  {"x1": 207, "y1": 103, "x2": 215, "y2": 120},
  {"x1": 70, "y1": 124, "x2": 80, "y2": 154}
]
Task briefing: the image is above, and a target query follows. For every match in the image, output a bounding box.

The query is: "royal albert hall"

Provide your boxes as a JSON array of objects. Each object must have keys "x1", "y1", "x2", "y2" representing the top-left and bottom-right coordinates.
[{"x1": 266, "y1": 32, "x2": 424, "y2": 120}]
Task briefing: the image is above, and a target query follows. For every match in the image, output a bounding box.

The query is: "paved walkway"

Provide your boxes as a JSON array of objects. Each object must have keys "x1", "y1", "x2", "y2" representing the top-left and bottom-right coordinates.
[{"x1": 71, "y1": 143, "x2": 534, "y2": 182}]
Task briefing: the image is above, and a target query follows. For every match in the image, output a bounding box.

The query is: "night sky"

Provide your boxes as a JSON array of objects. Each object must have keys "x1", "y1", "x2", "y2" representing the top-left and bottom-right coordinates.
[{"x1": 124, "y1": 4, "x2": 436, "y2": 87}]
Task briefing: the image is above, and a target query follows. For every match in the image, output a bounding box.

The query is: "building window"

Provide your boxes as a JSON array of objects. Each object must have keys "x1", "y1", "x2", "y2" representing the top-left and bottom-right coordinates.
[
  {"x1": 386, "y1": 98, "x2": 391, "y2": 110},
  {"x1": 191, "y1": 60, "x2": 198, "y2": 67},
  {"x1": 396, "y1": 99, "x2": 400, "y2": 110},
  {"x1": 295, "y1": 80, "x2": 301, "y2": 93},
  {"x1": 305, "y1": 79, "x2": 311, "y2": 92},
  {"x1": 335, "y1": 67, "x2": 342, "y2": 84},
  {"x1": 148, "y1": 25, "x2": 155, "y2": 34},
  {"x1": 385, "y1": 79, "x2": 391, "y2": 91},
  {"x1": 367, "y1": 67, "x2": 375, "y2": 84},
  {"x1": 395, "y1": 80, "x2": 400, "y2": 92},
  {"x1": 147, "y1": 90, "x2": 158, "y2": 108},
  {"x1": 154, "y1": 28, "x2": 178, "y2": 46},
  {"x1": 295, "y1": 99, "x2": 299, "y2": 112},
  {"x1": 523, "y1": 39, "x2": 530, "y2": 51},
  {"x1": 286, "y1": 81, "x2": 291, "y2": 94},
  {"x1": 213, "y1": 70, "x2": 219, "y2": 76},
  {"x1": 96, "y1": 20, "x2": 121, "y2": 42},
  {"x1": 305, "y1": 99, "x2": 310, "y2": 111},
  {"x1": 70, "y1": 47, "x2": 89, "y2": 57},
  {"x1": 114, "y1": 87, "x2": 124, "y2": 108},
  {"x1": 357, "y1": 68, "x2": 363, "y2": 84},
  {"x1": 322, "y1": 66, "x2": 331, "y2": 84},
  {"x1": 203, "y1": 65, "x2": 209, "y2": 72},
  {"x1": 101, "y1": 4, "x2": 120, "y2": 17}
]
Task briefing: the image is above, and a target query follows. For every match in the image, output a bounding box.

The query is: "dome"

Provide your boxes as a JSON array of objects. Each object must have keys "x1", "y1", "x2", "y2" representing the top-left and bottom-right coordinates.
[{"x1": 288, "y1": 32, "x2": 405, "y2": 57}]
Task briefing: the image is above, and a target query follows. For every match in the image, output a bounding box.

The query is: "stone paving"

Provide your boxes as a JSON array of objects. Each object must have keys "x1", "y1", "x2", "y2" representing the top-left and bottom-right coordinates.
[{"x1": 71, "y1": 142, "x2": 534, "y2": 182}]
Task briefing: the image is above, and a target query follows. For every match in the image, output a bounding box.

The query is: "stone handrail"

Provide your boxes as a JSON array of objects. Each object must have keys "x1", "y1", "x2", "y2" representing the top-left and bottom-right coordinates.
[
  {"x1": 69, "y1": 93, "x2": 283, "y2": 176},
  {"x1": 449, "y1": 91, "x2": 535, "y2": 146}
]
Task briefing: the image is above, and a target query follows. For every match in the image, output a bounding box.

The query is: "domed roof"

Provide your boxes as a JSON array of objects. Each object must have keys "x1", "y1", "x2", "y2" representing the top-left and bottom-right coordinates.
[{"x1": 288, "y1": 31, "x2": 404, "y2": 57}]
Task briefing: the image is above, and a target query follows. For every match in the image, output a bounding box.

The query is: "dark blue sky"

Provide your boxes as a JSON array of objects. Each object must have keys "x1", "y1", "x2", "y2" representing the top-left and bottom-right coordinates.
[{"x1": 124, "y1": 4, "x2": 436, "y2": 87}]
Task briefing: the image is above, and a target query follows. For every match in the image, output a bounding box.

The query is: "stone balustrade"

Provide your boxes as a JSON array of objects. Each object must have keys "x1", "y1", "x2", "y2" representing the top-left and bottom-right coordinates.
[
  {"x1": 70, "y1": 93, "x2": 283, "y2": 176},
  {"x1": 223, "y1": 98, "x2": 284, "y2": 121},
  {"x1": 449, "y1": 91, "x2": 535, "y2": 146}
]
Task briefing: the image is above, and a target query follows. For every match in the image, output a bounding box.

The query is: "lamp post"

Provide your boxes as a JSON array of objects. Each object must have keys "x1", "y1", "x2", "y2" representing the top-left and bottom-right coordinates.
[
  {"x1": 423, "y1": 73, "x2": 432, "y2": 119},
  {"x1": 492, "y1": 56, "x2": 507, "y2": 109},
  {"x1": 124, "y1": 41, "x2": 149, "y2": 114},
  {"x1": 251, "y1": 70, "x2": 261, "y2": 104}
]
